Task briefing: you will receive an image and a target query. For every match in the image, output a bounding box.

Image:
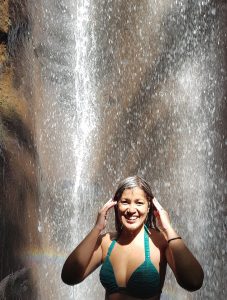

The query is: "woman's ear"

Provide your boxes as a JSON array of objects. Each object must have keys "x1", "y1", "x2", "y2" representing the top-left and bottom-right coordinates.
[
  {"x1": 147, "y1": 204, "x2": 151, "y2": 213},
  {"x1": 148, "y1": 198, "x2": 152, "y2": 209}
]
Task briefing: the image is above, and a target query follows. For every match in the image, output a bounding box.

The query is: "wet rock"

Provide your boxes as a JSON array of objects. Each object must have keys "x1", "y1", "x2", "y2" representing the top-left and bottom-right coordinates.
[{"x1": 0, "y1": 268, "x2": 32, "y2": 300}]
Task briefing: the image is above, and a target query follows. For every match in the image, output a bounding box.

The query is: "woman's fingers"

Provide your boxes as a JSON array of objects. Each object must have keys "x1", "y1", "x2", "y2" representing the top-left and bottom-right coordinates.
[
  {"x1": 153, "y1": 197, "x2": 164, "y2": 211},
  {"x1": 103, "y1": 198, "x2": 114, "y2": 208},
  {"x1": 152, "y1": 198, "x2": 173, "y2": 237},
  {"x1": 100, "y1": 199, "x2": 117, "y2": 214},
  {"x1": 95, "y1": 199, "x2": 117, "y2": 231}
]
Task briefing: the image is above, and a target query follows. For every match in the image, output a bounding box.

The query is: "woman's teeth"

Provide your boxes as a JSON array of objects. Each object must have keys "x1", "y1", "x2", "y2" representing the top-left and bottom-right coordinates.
[{"x1": 126, "y1": 216, "x2": 137, "y2": 220}]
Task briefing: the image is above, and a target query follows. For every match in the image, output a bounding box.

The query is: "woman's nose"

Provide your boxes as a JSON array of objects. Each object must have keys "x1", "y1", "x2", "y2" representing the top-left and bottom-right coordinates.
[{"x1": 127, "y1": 204, "x2": 136, "y2": 213}]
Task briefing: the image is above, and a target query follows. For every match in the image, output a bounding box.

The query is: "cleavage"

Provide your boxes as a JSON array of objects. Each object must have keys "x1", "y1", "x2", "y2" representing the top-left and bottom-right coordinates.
[{"x1": 109, "y1": 243, "x2": 145, "y2": 287}]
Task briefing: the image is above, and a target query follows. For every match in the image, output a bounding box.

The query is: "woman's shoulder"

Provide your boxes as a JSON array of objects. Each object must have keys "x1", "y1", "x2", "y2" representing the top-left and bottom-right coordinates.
[
  {"x1": 100, "y1": 231, "x2": 118, "y2": 259},
  {"x1": 100, "y1": 231, "x2": 118, "y2": 246},
  {"x1": 147, "y1": 227, "x2": 168, "y2": 250}
]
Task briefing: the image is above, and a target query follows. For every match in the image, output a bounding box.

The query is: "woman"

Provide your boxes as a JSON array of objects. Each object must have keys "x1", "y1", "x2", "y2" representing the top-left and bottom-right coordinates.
[{"x1": 61, "y1": 176, "x2": 204, "y2": 299}]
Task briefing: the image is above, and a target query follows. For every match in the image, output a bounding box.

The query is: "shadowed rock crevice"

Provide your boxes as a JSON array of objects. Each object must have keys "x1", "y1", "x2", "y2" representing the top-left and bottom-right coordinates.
[
  {"x1": 0, "y1": 31, "x2": 8, "y2": 44},
  {"x1": 1, "y1": 111, "x2": 37, "y2": 158}
]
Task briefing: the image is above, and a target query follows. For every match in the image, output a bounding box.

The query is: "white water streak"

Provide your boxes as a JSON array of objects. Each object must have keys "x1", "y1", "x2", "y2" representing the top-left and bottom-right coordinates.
[{"x1": 73, "y1": 0, "x2": 97, "y2": 194}]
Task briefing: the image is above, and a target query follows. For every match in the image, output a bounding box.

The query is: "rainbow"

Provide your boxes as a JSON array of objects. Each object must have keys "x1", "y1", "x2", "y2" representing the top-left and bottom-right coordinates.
[{"x1": 21, "y1": 248, "x2": 67, "y2": 267}]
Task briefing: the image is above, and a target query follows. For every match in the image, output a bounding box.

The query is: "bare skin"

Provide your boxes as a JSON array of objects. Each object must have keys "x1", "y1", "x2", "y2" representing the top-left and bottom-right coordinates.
[{"x1": 61, "y1": 188, "x2": 204, "y2": 299}]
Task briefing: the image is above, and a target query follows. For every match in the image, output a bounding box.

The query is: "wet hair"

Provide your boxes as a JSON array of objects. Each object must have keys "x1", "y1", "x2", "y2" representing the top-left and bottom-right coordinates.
[{"x1": 113, "y1": 175, "x2": 157, "y2": 234}]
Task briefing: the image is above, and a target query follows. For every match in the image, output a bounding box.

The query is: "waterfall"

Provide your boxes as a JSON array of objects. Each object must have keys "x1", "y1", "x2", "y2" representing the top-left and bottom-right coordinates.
[{"x1": 0, "y1": 0, "x2": 226, "y2": 299}]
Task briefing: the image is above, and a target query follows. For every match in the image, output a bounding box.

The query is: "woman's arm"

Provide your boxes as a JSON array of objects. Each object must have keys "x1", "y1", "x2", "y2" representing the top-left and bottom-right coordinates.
[
  {"x1": 153, "y1": 198, "x2": 204, "y2": 291},
  {"x1": 61, "y1": 226, "x2": 102, "y2": 285},
  {"x1": 61, "y1": 199, "x2": 117, "y2": 285},
  {"x1": 164, "y1": 227, "x2": 204, "y2": 291}
]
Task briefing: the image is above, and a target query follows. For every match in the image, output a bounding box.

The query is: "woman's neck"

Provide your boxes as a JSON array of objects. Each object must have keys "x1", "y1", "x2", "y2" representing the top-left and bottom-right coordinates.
[{"x1": 118, "y1": 223, "x2": 145, "y2": 244}]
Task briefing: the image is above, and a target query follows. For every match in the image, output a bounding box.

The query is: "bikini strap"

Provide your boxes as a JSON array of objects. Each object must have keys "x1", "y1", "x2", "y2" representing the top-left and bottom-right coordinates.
[
  {"x1": 107, "y1": 239, "x2": 117, "y2": 257},
  {"x1": 144, "y1": 224, "x2": 150, "y2": 259}
]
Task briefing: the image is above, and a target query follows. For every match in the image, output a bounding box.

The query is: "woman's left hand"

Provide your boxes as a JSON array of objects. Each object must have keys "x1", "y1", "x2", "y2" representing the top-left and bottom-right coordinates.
[{"x1": 153, "y1": 197, "x2": 173, "y2": 236}]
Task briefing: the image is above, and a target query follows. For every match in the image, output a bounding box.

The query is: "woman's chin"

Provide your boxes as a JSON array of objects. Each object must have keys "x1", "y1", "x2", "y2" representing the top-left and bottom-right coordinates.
[{"x1": 121, "y1": 218, "x2": 144, "y2": 231}]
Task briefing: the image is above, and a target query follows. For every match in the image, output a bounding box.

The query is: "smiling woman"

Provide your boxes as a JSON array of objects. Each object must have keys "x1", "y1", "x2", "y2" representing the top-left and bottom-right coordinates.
[{"x1": 61, "y1": 176, "x2": 204, "y2": 299}]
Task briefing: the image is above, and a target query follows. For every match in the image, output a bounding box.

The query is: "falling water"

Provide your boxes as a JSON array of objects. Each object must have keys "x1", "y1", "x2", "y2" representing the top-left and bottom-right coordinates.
[{"x1": 0, "y1": 0, "x2": 226, "y2": 299}]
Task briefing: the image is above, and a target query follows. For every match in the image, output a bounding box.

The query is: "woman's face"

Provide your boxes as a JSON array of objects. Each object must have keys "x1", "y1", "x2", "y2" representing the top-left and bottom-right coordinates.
[{"x1": 117, "y1": 187, "x2": 149, "y2": 232}]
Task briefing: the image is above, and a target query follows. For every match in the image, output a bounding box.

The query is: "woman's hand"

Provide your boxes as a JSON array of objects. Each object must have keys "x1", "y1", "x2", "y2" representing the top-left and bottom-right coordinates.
[
  {"x1": 152, "y1": 197, "x2": 178, "y2": 240},
  {"x1": 95, "y1": 198, "x2": 117, "y2": 231}
]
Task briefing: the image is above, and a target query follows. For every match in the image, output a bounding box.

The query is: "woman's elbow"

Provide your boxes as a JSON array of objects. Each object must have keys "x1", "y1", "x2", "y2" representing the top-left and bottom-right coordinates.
[
  {"x1": 184, "y1": 279, "x2": 203, "y2": 292},
  {"x1": 178, "y1": 269, "x2": 204, "y2": 291},
  {"x1": 61, "y1": 267, "x2": 84, "y2": 285},
  {"x1": 61, "y1": 273, "x2": 83, "y2": 285},
  {"x1": 191, "y1": 267, "x2": 204, "y2": 291}
]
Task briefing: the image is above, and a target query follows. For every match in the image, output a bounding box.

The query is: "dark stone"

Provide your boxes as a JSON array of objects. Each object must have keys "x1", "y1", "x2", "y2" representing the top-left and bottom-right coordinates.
[
  {"x1": 0, "y1": 268, "x2": 34, "y2": 300},
  {"x1": 0, "y1": 31, "x2": 8, "y2": 44}
]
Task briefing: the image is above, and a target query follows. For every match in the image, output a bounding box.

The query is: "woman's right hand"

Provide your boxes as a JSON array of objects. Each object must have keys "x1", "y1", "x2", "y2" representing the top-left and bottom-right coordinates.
[{"x1": 95, "y1": 198, "x2": 117, "y2": 231}]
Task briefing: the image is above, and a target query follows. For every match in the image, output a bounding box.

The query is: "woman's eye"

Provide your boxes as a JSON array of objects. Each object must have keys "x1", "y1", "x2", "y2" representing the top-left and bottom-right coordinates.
[
  {"x1": 120, "y1": 201, "x2": 128, "y2": 205},
  {"x1": 137, "y1": 202, "x2": 144, "y2": 205}
]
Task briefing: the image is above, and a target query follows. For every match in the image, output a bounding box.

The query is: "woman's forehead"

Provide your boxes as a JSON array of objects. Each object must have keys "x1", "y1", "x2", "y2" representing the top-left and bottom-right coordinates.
[{"x1": 121, "y1": 187, "x2": 147, "y2": 198}]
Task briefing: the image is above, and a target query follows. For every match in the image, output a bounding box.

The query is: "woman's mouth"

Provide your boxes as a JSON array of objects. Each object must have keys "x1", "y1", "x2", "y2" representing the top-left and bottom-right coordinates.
[{"x1": 124, "y1": 216, "x2": 138, "y2": 223}]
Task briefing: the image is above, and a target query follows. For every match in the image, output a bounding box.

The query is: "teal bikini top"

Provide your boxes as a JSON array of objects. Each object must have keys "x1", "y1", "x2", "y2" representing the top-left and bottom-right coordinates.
[{"x1": 99, "y1": 225, "x2": 161, "y2": 298}]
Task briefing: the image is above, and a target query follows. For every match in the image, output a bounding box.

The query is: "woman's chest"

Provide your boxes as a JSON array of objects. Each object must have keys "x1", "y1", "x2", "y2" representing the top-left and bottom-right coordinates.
[{"x1": 103, "y1": 240, "x2": 163, "y2": 287}]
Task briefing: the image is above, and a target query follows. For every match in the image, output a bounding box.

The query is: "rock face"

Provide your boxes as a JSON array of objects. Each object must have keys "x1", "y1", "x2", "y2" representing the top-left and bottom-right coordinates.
[
  {"x1": 0, "y1": 268, "x2": 33, "y2": 300},
  {"x1": 0, "y1": 1, "x2": 38, "y2": 299}
]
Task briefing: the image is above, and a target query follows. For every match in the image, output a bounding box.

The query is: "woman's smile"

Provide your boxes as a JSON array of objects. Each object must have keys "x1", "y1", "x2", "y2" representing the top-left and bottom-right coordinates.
[{"x1": 124, "y1": 215, "x2": 138, "y2": 223}]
